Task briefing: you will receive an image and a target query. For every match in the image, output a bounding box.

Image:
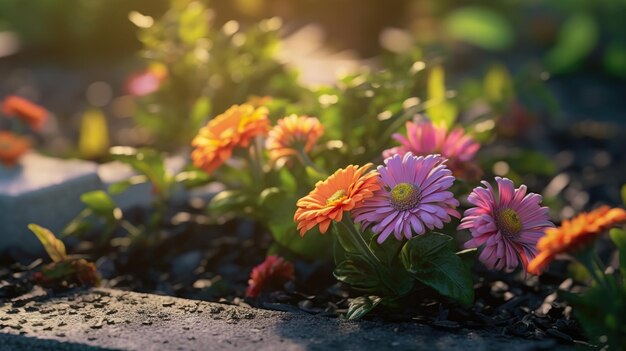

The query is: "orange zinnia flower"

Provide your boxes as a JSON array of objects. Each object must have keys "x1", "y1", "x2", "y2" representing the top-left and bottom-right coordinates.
[
  {"x1": 0, "y1": 131, "x2": 30, "y2": 166},
  {"x1": 191, "y1": 104, "x2": 270, "y2": 174},
  {"x1": 266, "y1": 115, "x2": 324, "y2": 163},
  {"x1": 1, "y1": 95, "x2": 48, "y2": 131},
  {"x1": 294, "y1": 164, "x2": 380, "y2": 236},
  {"x1": 528, "y1": 206, "x2": 626, "y2": 275}
]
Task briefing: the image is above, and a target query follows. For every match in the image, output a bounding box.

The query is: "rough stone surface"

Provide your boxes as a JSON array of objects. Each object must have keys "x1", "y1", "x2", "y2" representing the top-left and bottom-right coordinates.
[
  {"x1": 0, "y1": 288, "x2": 575, "y2": 351},
  {"x1": 0, "y1": 153, "x2": 101, "y2": 254}
]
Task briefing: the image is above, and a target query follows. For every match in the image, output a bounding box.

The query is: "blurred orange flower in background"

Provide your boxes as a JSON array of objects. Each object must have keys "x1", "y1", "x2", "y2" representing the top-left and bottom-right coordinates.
[
  {"x1": 294, "y1": 164, "x2": 380, "y2": 235},
  {"x1": 266, "y1": 114, "x2": 324, "y2": 163},
  {"x1": 0, "y1": 131, "x2": 30, "y2": 166},
  {"x1": 1, "y1": 95, "x2": 48, "y2": 131},
  {"x1": 528, "y1": 206, "x2": 626, "y2": 275},
  {"x1": 192, "y1": 104, "x2": 270, "y2": 174}
]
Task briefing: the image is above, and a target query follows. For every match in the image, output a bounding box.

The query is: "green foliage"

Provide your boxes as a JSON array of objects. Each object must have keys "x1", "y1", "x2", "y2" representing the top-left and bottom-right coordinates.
[
  {"x1": 346, "y1": 296, "x2": 383, "y2": 320},
  {"x1": 134, "y1": 0, "x2": 310, "y2": 149},
  {"x1": 332, "y1": 220, "x2": 473, "y2": 319},
  {"x1": 610, "y1": 228, "x2": 626, "y2": 285},
  {"x1": 545, "y1": 13, "x2": 599, "y2": 74},
  {"x1": 400, "y1": 233, "x2": 474, "y2": 306},
  {"x1": 427, "y1": 65, "x2": 458, "y2": 129},
  {"x1": 443, "y1": 6, "x2": 514, "y2": 51}
]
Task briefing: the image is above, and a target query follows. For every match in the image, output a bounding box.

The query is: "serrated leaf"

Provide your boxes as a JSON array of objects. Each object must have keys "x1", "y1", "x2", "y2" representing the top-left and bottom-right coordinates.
[
  {"x1": 28, "y1": 224, "x2": 67, "y2": 263},
  {"x1": 334, "y1": 256, "x2": 380, "y2": 293},
  {"x1": 400, "y1": 233, "x2": 473, "y2": 306},
  {"x1": 346, "y1": 296, "x2": 382, "y2": 320}
]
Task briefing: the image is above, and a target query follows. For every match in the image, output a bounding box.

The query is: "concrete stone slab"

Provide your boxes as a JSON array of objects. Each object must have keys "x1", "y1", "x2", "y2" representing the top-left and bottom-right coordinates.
[
  {"x1": 0, "y1": 288, "x2": 573, "y2": 351},
  {"x1": 0, "y1": 153, "x2": 101, "y2": 254},
  {"x1": 97, "y1": 156, "x2": 188, "y2": 210}
]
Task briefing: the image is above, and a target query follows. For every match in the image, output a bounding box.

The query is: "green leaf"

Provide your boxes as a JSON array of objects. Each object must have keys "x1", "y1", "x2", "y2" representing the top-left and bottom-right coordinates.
[
  {"x1": 278, "y1": 168, "x2": 298, "y2": 194},
  {"x1": 28, "y1": 224, "x2": 67, "y2": 263},
  {"x1": 443, "y1": 7, "x2": 514, "y2": 51},
  {"x1": 483, "y1": 64, "x2": 513, "y2": 104},
  {"x1": 621, "y1": 184, "x2": 626, "y2": 207},
  {"x1": 208, "y1": 190, "x2": 250, "y2": 215},
  {"x1": 80, "y1": 191, "x2": 119, "y2": 220},
  {"x1": 545, "y1": 13, "x2": 598, "y2": 74},
  {"x1": 108, "y1": 175, "x2": 149, "y2": 195},
  {"x1": 190, "y1": 97, "x2": 212, "y2": 130},
  {"x1": 178, "y1": 1, "x2": 208, "y2": 45},
  {"x1": 260, "y1": 189, "x2": 332, "y2": 259},
  {"x1": 426, "y1": 65, "x2": 457, "y2": 129},
  {"x1": 400, "y1": 233, "x2": 474, "y2": 306},
  {"x1": 610, "y1": 228, "x2": 626, "y2": 284},
  {"x1": 334, "y1": 255, "x2": 380, "y2": 293},
  {"x1": 346, "y1": 296, "x2": 383, "y2": 320},
  {"x1": 79, "y1": 108, "x2": 109, "y2": 159},
  {"x1": 110, "y1": 147, "x2": 170, "y2": 196}
]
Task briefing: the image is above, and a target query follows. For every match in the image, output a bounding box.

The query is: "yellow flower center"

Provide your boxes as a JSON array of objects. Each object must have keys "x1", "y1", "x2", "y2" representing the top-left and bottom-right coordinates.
[
  {"x1": 326, "y1": 189, "x2": 347, "y2": 205},
  {"x1": 497, "y1": 208, "x2": 523, "y2": 236},
  {"x1": 390, "y1": 182, "x2": 421, "y2": 211}
]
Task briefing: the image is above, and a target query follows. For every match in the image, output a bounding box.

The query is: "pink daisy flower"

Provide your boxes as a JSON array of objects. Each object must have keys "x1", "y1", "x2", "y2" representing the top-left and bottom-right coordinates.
[
  {"x1": 383, "y1": 118, "x2": 480, "y2": 164},
  {"x1": 458, "y1": 177, "x2": 554, "y2": 271},
  {"x1": 353, "y1": 153, "x2": 461, "y2": 244}
]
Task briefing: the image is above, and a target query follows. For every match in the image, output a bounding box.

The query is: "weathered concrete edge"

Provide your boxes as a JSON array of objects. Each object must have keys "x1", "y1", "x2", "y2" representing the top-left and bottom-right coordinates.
[{"x1": 0, "y1": 288, "x2": 571, "y2": 351}]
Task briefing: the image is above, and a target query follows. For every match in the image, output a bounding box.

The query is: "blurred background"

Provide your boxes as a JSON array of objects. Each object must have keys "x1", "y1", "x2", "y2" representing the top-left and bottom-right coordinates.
[{"x1": 0, "y1": 0, "x2": 625, "y2": 211}]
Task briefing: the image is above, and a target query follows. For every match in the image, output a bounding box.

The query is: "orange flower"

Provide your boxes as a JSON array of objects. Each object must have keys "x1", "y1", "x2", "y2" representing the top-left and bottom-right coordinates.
[
  {"x1": 294, "y1": 164, "x2": 380, "y2": 236},
  {"x1": 0, "y1": 131, "x2": 30, "y2": 166},
  {"x1": 528, "y1": 206, "x2": 626, "y2": 275},
  {"x1": 1, "y1": 95, "x2": 48, "y2": 131},
  {"x1": 265, "y1": 115, "x2": 324, "y2": 163},
  {"x1": 191, "y1": 104, "x2": 270, "y2": 174}
]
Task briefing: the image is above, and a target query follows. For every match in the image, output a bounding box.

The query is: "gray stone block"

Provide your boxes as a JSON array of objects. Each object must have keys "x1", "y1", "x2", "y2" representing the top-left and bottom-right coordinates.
[
  {"x1": 97, "y1": 156, "x2": 188, "y2": 210},
  {"x1": 0, "y1": 153, "x2": 102, "y2": 255},
  {"x1": 0, "y1": 288, "x2": 570, "y2": 351}
]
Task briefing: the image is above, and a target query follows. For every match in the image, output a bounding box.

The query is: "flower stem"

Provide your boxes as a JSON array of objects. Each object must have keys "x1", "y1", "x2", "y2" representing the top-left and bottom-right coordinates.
[
  {"x1": 247, "y1": 137, "x2": 265, "y2": 191},
  {"x1": 339, "y1": 216, "x2": 381, "y2": 266},
  {"x1": 339, "y1": 216, "x2": 398, "y2": 295},
  {"x1": 297, "y1": 148, "x2": 327, "y2": 176},
  {"x1": 577, "y1": 249, "x2": 609, "y2": 291}
]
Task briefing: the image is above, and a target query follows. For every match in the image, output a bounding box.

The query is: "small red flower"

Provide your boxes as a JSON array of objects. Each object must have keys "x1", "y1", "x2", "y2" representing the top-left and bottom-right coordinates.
[{"x1": 246, "y1": 255, "x2": 295, "y2": 298}]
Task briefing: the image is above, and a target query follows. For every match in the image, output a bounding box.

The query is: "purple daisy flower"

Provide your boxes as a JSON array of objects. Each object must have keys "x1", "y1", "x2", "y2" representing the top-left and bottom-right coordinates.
[
  {"x1": 458, "y1": 177, "x2": 554, "y2": 271},
  {"x1": 353, "y1": 153, "x2": 460, "y2": 244}
]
